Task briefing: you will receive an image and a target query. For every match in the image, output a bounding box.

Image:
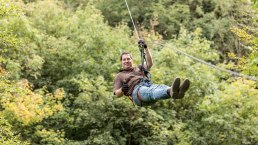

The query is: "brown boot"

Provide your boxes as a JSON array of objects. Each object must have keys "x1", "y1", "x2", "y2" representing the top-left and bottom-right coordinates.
[
  {"x1": 176, "y1": 79, "x2": 190, "y2": 99},
  {"x1": 170, "y1": 77, "x2": 180, "y2": 99}
]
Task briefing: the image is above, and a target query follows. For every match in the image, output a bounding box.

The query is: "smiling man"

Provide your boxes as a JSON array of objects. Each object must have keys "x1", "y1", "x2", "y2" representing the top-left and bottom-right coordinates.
[{"x1": 113, "y1": 40, "x2": 190, "y2": 106}]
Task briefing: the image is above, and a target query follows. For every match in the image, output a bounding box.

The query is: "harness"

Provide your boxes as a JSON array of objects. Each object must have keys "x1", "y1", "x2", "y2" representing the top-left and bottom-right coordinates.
[
  {"x1": 133, "y1": 40, "x2": 153, "y2": 106},
  {"x1": 130, "y1": 77, "x2": 153, "y2": 106}
]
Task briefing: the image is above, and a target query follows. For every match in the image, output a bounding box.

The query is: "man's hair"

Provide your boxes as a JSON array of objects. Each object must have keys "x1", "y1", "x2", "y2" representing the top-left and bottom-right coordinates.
[{"x1": 120, "y1": 52, "x2": 132, "y2": 61}]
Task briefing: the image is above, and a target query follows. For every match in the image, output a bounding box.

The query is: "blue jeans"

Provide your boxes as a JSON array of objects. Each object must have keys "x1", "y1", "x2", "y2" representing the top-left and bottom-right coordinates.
[{"x1": 132, "y1": 79, "x2": 170, "y2": 106}]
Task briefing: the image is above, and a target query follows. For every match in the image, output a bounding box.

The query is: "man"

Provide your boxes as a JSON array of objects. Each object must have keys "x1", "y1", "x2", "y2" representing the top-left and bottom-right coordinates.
[{"x1": 113, "y1": 40, "x2": 190, "y2": 106}]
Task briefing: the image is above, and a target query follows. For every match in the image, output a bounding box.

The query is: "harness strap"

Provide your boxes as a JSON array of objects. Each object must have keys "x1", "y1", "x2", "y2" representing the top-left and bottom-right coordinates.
[
  {"x1": 137, "y1": 89, "x2": 150, "y2": 106},
  {"x1": 137, "y1": 91, "x2": 143, "y2": 106},
  {"x1": 128, "y1": 96, "x2": 133, "y2": 102}
]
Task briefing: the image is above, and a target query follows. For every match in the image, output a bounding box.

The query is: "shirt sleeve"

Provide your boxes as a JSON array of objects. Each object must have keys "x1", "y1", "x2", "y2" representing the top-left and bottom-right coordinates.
[{"x1": 113, "y1": 74, "x2": 122, "y2": 94}]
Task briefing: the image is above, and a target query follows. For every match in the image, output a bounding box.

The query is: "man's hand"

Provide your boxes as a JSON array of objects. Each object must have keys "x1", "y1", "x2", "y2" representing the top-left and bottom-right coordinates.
[
  {"x1": 122, "y1": 82, "x2": 129, "y2": 93},
  {"x1": 138, "y1": 39, "x2": 147, "y2": 49}
]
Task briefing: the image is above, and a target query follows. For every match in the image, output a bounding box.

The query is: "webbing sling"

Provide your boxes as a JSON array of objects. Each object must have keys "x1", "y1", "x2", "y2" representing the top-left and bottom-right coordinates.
[{"x1": 134, "y1": 78, "x2": 152, "y2": 106}]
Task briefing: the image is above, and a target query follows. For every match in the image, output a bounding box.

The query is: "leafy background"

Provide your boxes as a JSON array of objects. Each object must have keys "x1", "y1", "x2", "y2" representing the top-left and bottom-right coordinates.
[{"x1": 0, "y1": 0, "x2": 257, "y2": 144}]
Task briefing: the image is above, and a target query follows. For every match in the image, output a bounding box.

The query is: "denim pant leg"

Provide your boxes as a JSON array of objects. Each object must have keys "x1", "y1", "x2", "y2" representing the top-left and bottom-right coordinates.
[{"x1": 132, "y1": 84, "x2": 170, "y2": 106}]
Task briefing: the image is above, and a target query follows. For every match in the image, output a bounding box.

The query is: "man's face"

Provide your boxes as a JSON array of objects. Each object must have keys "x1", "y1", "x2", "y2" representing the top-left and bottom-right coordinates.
[{"x1": 121, "y1": 54, "x2": 133, "y2": 69}]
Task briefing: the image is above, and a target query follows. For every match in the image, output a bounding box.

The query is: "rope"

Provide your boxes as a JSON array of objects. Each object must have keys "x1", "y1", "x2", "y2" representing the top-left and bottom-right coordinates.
[
  {"x1": 124, "y1": 0, "x2": 140, "y2": 40},
  {"x1": 124, "y1": 0, "x2": 152, "y2": 81},
  {"x1": 150, "y1": 41, "x2": 258, "y2": 81}
]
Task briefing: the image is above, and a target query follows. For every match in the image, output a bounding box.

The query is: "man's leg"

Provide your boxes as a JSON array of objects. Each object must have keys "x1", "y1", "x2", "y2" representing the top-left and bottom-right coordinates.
[
  {"x1": 137, "y1": 84, "x2": 170, "y2": 102},
  {"x1": 131, "y1": 78, "x2": 190, "y2": 106}
]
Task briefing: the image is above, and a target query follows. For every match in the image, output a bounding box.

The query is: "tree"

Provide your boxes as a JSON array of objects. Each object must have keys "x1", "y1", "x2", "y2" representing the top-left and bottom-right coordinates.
[
  {"x1": 1, "y1": 0, "x2": 257, "y2": 144},
  {"x1": 188, "y1": 79, "x2": 258, "y2": 144},
  {"x1": 0, "y1": 115, "x2": 28, "y2": 145}
]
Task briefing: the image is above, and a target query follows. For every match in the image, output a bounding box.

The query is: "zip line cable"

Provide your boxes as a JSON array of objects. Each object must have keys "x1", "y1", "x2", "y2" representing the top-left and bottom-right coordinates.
[
  {"x1": 124, "y1": 0, "x2": 140, "y2": 40},
  {"x1": 123, "y1": 0, "x2": 258, "y2": 81},
  {"x1": 150, "y1": 41, "x2": 258, "y2": 81},
  {"x1": 125, "y1": 0, "x2": 152, "y2": 81}
]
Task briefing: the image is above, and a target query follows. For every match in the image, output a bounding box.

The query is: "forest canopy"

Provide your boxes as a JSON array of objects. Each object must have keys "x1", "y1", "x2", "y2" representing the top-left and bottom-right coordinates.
[{"x1": 0, "y1": 0, "x2": 257, "y2": 144}]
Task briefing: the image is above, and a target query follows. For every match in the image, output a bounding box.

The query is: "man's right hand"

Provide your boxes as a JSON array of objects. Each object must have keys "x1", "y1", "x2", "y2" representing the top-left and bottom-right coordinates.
[{"x1": 122, "y1": 83, "x2": 129, "y2": 93}]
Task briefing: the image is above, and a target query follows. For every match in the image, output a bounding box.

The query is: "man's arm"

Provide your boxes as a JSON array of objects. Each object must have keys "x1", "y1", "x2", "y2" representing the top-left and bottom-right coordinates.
[
  {"x1": 115, "y1": 88, "x2": 124, "y2": 97},
  {"x1": 139, "y1": 40, "x2": 153, "y2": 70},
  {"x1": 114, "y1": 79, "x2": 128, "y2": 97},
  {"x1": 145, "y1": 47, "x2": 153, "y2": 70}
]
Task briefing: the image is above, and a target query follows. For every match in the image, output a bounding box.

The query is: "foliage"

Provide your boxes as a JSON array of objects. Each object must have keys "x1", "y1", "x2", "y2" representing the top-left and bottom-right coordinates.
[
  {"x1": 152, "y1": 27, "x2": 220, "y2": 100},
  {"x1": 0, "y1": 78, "x2": 64, "y2": 125},
  {"x1": 34, "y1": 128, "x2": 65, "y2": 145},
  {"x1": 0, "y1": 0, "x2": 20, "y2": 63},
  {"x1": 189, "y1": 79, "x2": 258, "y2": 144},
  {"x1": 0, "y1": 67, "x2": 65, "y2": 143},
  {"x1": 92, "y1": 0, "x2": 257, "y2": 60},
  {"x1": 18, "y1": 0, "x2": 135, "y2": 91},
  {"x1": 229, "y1": 5, "x2": 258, "y2": 79},
  {"x1": 0, "y1": 0, "x2": 258, "y2": 144},
  {"x1": 0, "y1": 115, "x2": 29, "y2": 145}
]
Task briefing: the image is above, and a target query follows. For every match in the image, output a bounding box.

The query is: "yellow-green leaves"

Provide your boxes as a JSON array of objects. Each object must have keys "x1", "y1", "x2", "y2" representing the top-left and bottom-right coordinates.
[
  {"x1": 0, "y1": 115, "x2": 29, "y2": 145},
  {"x1": 197, "y1": 79, "x2": 258, "y2": 144},
  {"x1": 35, "y1": 128, "x2": 65, "y2": 145},
  {"x1": 0, "y1": 74, "x2": 64, "y2": 125},
  {"x1": 231, "y1": 27, "x2": 254, "y2": 45},
  {"x1": 0, "y1": 0, "x2": 18, "y2": 18}
]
